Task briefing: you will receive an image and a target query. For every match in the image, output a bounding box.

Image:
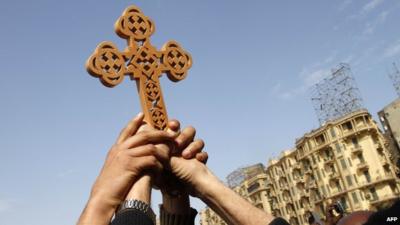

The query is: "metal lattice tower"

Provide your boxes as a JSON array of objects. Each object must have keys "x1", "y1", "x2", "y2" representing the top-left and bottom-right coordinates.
[
  {"x1": 226, "y1": 164, "x2": 265, "y2": 188},
  {"x1": 227, "y1": 168, "x2": 246, "y2": 188},
  {"x1": 389, "y1": 63, "x2": 400, "y2": 97},
  {"x1": 310, "y1": 63, "x2": 364, "y2": 125}
]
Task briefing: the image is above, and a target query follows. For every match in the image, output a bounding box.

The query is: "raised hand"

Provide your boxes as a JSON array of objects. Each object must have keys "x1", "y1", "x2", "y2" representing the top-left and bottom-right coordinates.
[{"x1": 78, "y1": 113, "x2": 177, "y2": 225}]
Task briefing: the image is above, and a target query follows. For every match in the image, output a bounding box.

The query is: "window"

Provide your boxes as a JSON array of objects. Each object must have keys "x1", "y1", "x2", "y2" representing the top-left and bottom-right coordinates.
[
  {"x1": 336, "y1": 181, "x2": 342, "y2": 191},
  {"x1": 317, "y1": 170, "x2": 321, "y2": 181},
  {"x1": 340, "y1": 158, "x2": 347, "y2": 169},
  {"x1": 316, "y1": 134, "x2": 326, "y2": 145},
  {"x1": 364, "y1": 170, "x2": 371, "y2": 182},
  {"x1": 343, "y1": 121, "x2": 353, "y2": 130},
  {"x1": 346, "y1": 175, "x2": 353, "y2": 186},
  {"x1": 352, "y1": 192, "x2": 359, "y2": 204},
  {"x1": 353, "y1": 175, "x2": 358, "y2": 184},
  {"x1": 322, "y1": 186, "x2": 327, "y2": 196},
  {"x1": 358, "y1": 154, "x2": 365, "y2": 163},
  {"x1": 247, "y1": 182, "x2": 260, "y2": 193},
  {"x1": 326, "y1": 185, "x2": 331, "y2": 194},
  {"x1": 340, "y1": 197, "x2": 348, "y2": 209},
  {"x1": 370, "y1": 188, "x2": 378, "y2": 200},
  {"x1": 335, "y1": 143, "x2": 341, "y2": 153},
  {"x1": 352, "y1": 137, "x2": 359, "y2": 147},
  {"x1": 330, "y1": 128, "x2": 336, "y2": 138},
  {"x1": 348, "y1": 158, "x2": 353, "y2": 167}
]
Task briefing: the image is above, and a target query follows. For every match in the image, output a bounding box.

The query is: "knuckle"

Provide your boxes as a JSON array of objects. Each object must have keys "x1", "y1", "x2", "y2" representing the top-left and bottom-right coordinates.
[
  {"x1": 148, "y1": 156, "x2": 158, "y2": 165},
  {"x1": 147, "y1": 144, "x2": 157, "y2": 153}
]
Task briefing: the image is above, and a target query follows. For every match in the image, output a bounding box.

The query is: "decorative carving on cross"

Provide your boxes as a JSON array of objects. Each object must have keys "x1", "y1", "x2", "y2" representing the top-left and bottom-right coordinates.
[{"x1": 86, "y1": 5, "x2": 192, "y2": 130}]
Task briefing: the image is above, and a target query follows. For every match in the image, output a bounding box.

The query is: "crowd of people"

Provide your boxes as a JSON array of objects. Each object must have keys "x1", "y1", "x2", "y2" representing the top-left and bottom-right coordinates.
[{"x1": 77, "y1": 112, "x2": 399, "y2": 225}]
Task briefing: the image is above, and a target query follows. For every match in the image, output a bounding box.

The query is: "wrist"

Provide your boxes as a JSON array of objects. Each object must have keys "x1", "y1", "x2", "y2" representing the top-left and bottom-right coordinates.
[
  {"x1": 125, "y1": 174, "x2": 152, "y2": 204},
  {"x1": 78, "y1": 195, "x2": 117, "y2": 225},
  {"x1": 194, "y1": 170, "x2": 222, "y2": 201}
]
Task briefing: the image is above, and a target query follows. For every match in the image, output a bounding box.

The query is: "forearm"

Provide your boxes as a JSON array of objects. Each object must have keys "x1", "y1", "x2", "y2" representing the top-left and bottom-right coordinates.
[
  {"x1": 125, "y1": 174, "x2": 152, "y2": 203},
  {"x1": 77, "y1": 195, "x2": 117, "y2": 225},
  {"x1": 197, "y1": 172, "x2": 275, "y2": 225},
  {"x1": 78, "y1": 175, "x2": 152, "y2": 225}
]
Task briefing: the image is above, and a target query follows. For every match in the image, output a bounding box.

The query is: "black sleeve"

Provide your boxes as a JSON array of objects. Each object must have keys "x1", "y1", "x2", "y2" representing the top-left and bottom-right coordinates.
[
  {"x1": 159, "y1": 206, "x2": 197, "y2": 225},
  {"x1": 363, "y1": 200, "x2": 400, "y2": 225},
  {"x1": 111, "y1": 209, "x2": 154, "y2": 225},
  {"x1": 269, "y1": 217, "x2": 290, "y2": 225}
]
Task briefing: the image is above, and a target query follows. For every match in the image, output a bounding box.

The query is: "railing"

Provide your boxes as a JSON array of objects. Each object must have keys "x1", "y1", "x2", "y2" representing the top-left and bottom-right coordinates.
[
  {"x1": 297, "y1": 177, "x2": 305, "y2": 183},
  {"x1": 357, "y1": 162, "x2": 369, "y2": 170},
  {"x1": 304, "y1": 167, "x2": 312, "y2": 174},
  {"x1": 324, "y1": 156, "x2": 335, "y2": 164},
  {"x1": 329, "y1": 172, "x2": 340, "y2": 180},
  {"x1": 358, "y1": 174, "x2": 395, "y2": 186},
  {"x1": 351, "y1": 146, "x2": 363, "y2": 153}
]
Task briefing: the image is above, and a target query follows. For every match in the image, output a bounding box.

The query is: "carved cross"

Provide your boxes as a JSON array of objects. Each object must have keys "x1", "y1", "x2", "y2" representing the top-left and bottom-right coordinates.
[{"x1": 86, "y1": 5, "x2": 192, "y2": 130}]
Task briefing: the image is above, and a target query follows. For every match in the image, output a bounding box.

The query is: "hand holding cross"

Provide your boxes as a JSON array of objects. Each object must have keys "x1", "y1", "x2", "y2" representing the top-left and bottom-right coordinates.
[
  {"x1": 86, "y1": 5, "x2": 192, "y2": 130},
  {"x1": 86, "y1": 5, "x2": 192, "y2": 205}
]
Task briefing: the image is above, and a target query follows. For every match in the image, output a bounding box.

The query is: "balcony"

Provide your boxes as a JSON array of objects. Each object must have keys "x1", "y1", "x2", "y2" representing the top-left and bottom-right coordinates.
[
  {"x1": 357, "y1": 162, "x2": 369, "y2": 171},
  {"x1": 351, "y1": 146, "x2": 363, "y2": 154},
  {"x1": 304, "y1": 167, "x2": 312, "y2": 174},
  {"x1": 288, "y1": 210, "x2": 296, "y2": 217},
  {"x1": 299, "y1": 189, "x2": 310, "y2": 197},
  {"x1": 329, "y1": 172, "x2": 340, "y2": 180},
  {"x1": 369, "y1": 192, "x2": 399, "y2": 205},
  {"x1": 271, "y1": 203, "x2": 279, "y2": 210},
  {"x1": 379, "y1": 157, "x2": 389, "y2": 165},
  {"x1": 303, "y1": 204, "x2": 312, "y2": 211},
  {"x1": 297, "y1": 177, "x2": 305, "y2": 183},
  {"x1": 307, "y1": 180, "x2": 317, "y2": 189},
  {"x1": 281, "y1": 185, "x2": 289, "y2": 191},
  {"x1": 324, "y1": 156, "x2": 335, "y2": 165},
  {"x1": 359, "y1": 174, "x2": 395, "y2": 186},
  {"x1": 375, "y1": 143, "x2": 383, "y2": 150}
]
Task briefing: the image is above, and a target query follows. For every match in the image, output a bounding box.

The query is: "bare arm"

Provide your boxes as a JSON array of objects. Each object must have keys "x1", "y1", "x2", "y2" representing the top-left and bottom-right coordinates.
[
  {"x1": 169, "y1": 156, "x2": 276, "y2": 225},
  {"x1": 197, "y1": 167, "x2": 275, "y2": 225}
]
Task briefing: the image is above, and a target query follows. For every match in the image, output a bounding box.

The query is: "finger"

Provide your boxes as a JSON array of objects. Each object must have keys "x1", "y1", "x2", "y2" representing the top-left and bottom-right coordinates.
[
  {"x1": 116, "y1": 112, "x2": 144, "y2": 144},
  {"x1": 127, "y1": 155, "x2": 163, "y2": 173},
  {"x1": 195, "y1": 152, "x2": 208, "y2": 164},
  {"x1": 125, "y1": 144, "x2": 170, "y2": 163},
  {"x1": 175, "y1": 126, "x2": 196, "y2": 150},
  {"x1": 182, "y1": 139, "x2": 205, "y2": 158},
  {"x1": 167, "y1": 119, "x2": 180, "y2": 133},
  {"x1": 121, "y1": 130, "x2": 177, "y2": 150}
]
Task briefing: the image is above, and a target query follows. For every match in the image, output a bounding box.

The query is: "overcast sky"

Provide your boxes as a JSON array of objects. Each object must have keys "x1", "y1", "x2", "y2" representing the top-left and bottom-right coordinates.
[{"x1": 0, "y1": 0, "x2": 399, "y2": 224}]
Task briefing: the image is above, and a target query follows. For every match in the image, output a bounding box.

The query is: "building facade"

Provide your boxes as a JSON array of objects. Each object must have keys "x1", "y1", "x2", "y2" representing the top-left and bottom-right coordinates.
[
  {"x1": 378, "y1": 98, "x2": 400, "y2": 173},
  {"x1": 266, "y1": 110, "x2": 400, "y2": 224},
  {"x1": 200, "y1": 110, "x2": 400, "y2": 225}
]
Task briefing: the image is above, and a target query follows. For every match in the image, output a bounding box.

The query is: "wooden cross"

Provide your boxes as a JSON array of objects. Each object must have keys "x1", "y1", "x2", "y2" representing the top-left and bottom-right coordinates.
[{"x1": 86, "y1": 5, "x2": 192, "y2": 130}]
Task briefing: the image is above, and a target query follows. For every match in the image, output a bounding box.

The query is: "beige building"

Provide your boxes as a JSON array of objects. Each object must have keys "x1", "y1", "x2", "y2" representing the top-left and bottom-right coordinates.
[
  {"x1": 378, "y1": 98, "x2": 400, "y2": 172},
  {"x1": 266, "y1": 110, "x2": 400, "y2": 224},
  {"x1": 200, "y1": 110, "x2": 400, "y2": 225}
]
